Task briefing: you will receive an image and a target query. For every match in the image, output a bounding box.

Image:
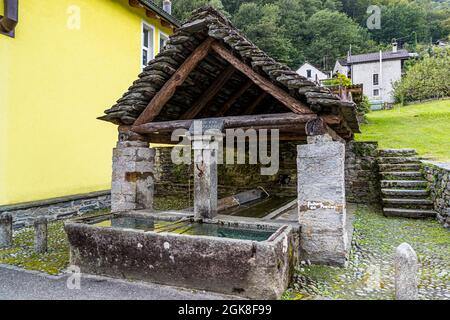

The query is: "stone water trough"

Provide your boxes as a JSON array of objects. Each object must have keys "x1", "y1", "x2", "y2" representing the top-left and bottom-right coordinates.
[{"x1": 65, "y1": 211, "x2": 299, "y2": 299}]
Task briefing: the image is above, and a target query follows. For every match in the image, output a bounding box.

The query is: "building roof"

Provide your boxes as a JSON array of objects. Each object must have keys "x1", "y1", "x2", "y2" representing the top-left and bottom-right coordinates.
[
  {"x1": 337, "y1": 59, "x2": 349, "y2": 67},
  {"x1": 98, "y1": 6, "x2": 359, "y2": 138},
  {"x1": 297, "y1": 61, "x2": 328, "y2": 75},
  {"x1": 347, "y1": 49, "x2": 411, "y2": 64},
  {"x1": 138, "y1": 0, "x2": 181, "y2": 27}
]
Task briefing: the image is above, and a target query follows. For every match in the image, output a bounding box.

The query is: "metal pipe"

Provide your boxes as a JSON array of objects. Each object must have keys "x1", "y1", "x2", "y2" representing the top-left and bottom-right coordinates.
[{"x1": 0, "y1": 0, "x2": 18, "y2": 35}]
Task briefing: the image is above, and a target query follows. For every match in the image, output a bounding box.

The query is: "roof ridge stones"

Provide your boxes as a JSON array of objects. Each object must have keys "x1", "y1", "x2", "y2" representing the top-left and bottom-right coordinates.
[{"x1": 99, "y1": 5, "x2": 355, "y2": 129}]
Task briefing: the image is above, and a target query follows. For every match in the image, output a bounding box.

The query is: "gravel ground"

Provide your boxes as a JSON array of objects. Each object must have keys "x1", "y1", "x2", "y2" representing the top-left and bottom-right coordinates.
[{"x1": 284, "y1": 205, "x2": 450, "y2": 300}]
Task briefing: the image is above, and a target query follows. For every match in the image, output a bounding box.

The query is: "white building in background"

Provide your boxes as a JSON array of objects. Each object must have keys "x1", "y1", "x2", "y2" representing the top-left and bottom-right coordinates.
[
  {"x1": 296, "y1": 62, "x2": 330, "y2": 83},
  {"x1": 333, "y1": 59, "x2": 350, "y2": 77},
  {"x1": 335, "y1": 43, "x2": 417, "y2": 106}
]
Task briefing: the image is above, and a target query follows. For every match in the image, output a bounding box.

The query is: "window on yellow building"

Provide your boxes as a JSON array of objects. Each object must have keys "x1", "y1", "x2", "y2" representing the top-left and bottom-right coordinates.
[{"x1": 142, "y1": 21, "x2": 155, "y2": 69}]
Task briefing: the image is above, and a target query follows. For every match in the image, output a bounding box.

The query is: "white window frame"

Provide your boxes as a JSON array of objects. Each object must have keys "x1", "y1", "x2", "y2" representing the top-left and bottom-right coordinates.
[
  {"x1": 142, "y1": 20, "x2": 155, "y2": 69},
  {"x1": 373, "y1": 73, "x2": 379, "y2": 86},
  {"x1": 159, "y1": 31, "x2": 169, "y2": 53},
  {"x1": 373, "y1": 89, "x2": 380, "y2": 97}
]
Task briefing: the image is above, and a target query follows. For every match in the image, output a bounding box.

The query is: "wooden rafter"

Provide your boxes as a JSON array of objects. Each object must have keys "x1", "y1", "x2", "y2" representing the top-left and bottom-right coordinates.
[
  {"x1": 211, "y1": 42, "x2": 312, "y2": 115},
  {"x1": 244, "y1": 92, "x2": 268, "y2": 115},
  {"x1": 217, "y1": 79, "x2": 253, "y2": 116},
  {"x1": 180, "y1": 65, "x2": 235, "y2": 120},
  {"x1": 133, "y1": 38, "x2": 215, "y2": 126}
]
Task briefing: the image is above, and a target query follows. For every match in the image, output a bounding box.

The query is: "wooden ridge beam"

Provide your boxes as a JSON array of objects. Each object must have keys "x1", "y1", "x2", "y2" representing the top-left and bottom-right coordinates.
[
  {"x1": 211, "y1": 42, "x2": 312, "y2": 114},
  {"x1": 181, "y1": 65, "x2": 235, "y2": 120},
  {"x1": 133, "y1": 38, "x2": 215, "y2": 126}
]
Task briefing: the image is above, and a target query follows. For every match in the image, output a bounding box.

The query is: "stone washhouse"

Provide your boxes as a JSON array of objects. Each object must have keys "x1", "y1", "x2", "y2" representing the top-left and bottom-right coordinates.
[{"x1": 64, "y1": 6, "x2": 360, "y2": 299}]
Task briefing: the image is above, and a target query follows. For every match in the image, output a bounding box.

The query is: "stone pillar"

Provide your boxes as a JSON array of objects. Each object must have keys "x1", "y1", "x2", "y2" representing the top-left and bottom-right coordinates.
[
  {"x1": 192, "y1": 135, "x2": 219, "y2": 219},
  {"x1": 395, "y1": 243, "x2": 418, "y2": 300},
  {"x1": 297, "y1": 134, "x2": 348, "y2": 266},
  {"x1": 0, "y1": 213, "x2": 13, "y2": 249},
  {"x1": 34, "y1": 217, "x2": 48, "y2": 254},
  {"x1": 111, "y1": 140, "x2": 155, "y2": 213}
]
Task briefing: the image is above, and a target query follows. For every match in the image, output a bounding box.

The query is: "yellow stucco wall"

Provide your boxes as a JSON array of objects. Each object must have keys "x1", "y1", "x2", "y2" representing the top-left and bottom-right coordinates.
[{"x1": 0, "y1": 0, "x2": 173, "y2": 205}]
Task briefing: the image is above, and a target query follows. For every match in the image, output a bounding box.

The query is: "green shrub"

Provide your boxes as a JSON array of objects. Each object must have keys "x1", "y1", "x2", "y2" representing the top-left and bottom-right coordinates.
[{"x1": 393, "y1": 47, "x2": 450, "y2": 103}]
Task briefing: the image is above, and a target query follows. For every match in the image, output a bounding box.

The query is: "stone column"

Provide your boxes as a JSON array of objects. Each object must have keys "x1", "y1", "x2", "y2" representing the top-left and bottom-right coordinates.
[
  {"x1": 297, "y1": 134, "x2": 348, "y2": 266},
  {"x1": 34, "y1": 217, "x2": 48, "y2": 254},
  {"x1": 191, "y1": 134, "x2": 219, "y2": 219},
  {"x1": 111, "y1": 140, "x2": 155, "y2": 213},
  {"x1": 395, "y1": 243, "x2": 418, "y2": 300},
  {"x1": 0, "y1": 213, "x2": 13, "y2": 249}
]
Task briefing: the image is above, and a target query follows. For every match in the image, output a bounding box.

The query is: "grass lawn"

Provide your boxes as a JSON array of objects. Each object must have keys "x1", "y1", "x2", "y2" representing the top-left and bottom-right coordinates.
[{"x1": 355, "y1": 99, "x2": 450, "y2": 161}]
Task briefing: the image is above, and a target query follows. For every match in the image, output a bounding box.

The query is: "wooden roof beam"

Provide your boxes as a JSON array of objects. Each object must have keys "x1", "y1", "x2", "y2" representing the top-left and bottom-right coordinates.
[
  {"x1": 217, "y1": 79, "x2": 253, "y2": 117},
  {"x1": 306, "y1": 118, "x2": 345, "y2": 143},
  {"x1": 132, "y1": 112, "x2": 318, "y2": 134},
  {"x1": 211, "y1": 42, "x2": 313, "y2": 115},
  {"x1": 244, "y1": 92, "x2": 268, "y2": 115},
  {"x1": 133, "y1": 38, "x2": 215, "y2": 126},
  {"x1": 180, "y1": 64, "x2": 235, "y2": 120}
]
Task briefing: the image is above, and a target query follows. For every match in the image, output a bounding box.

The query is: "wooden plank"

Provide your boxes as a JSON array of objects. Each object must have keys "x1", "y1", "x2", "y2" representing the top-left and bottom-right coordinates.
[
  {"x1": 180, "y1": 65, "x2": 235, "y2": 120},
  {"x1": 146, "y1": 10, "x2": 159, "y2": 20},
  {"x1": 244, "y1": 92, "x2": 267, "y2": 115},
  {"x1": 211, "y1": 42, "x2": 312, "y2": 114},
  {"x1": 129, "y1": 0, "x2": 142, "y2": 8},
  {"x1": 132, "y1": 112, "x2": 317, "y2": 134},
  {"x1": 217, "y1": 79, "x2": 253, "y2": 116},
  {"x1": 133, "y1": 38, "x2": 215, "y2": 126}
]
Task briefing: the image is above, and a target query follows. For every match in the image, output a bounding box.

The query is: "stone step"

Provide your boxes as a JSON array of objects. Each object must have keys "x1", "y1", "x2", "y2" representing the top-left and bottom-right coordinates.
[
  {"x1": 380, "y1": 171, "x2": 424, "y2": 180},
  {"x1": 383, "y1": 208, "x2": 436, "y2": 218},
  {"x1": 380, "y1": 180, "x2": 428, "y2": 189},
  {"x1": 381, "y1": 189, "x2": 429, "y2": 198},
  {"x1": 378, "y1": 163, "x2": 421, "y2": 172},
  {"x1": 382, "y1": 198, "x2": 434, "y2": 209},
  {"x1": 377, "y1": 157, "x2": 420, "y2": 164},
  {"x1": 378, "y1": 149, "x2": 417, "y2": 157}
]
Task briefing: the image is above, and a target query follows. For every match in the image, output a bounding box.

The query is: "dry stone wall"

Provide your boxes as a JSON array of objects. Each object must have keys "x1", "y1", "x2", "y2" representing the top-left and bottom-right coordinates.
[
  {"x1": 345, "y1": 141, "x2": 381, "y2": 204},
  {"x1": 422, "y1": 162, "x2": 450, "y2": 228}
]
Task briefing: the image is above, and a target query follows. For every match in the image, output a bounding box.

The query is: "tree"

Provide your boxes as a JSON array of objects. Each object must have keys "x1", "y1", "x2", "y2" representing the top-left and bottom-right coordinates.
[
  {"x1": 368, "y1": 0, "x2": 429, "y2": 44},
  {"x1": 393, "y1": 47, "x2": 450, "y2": 103},
  {"x1": 234, "y1": 3, "x2": 297, "y2": 65},
  {"x1": 155, "y1": 0, "x2": 229, "y2": 21},
  {"x1": 303, "y1": 10, "x2": 368, "y2": 68}
]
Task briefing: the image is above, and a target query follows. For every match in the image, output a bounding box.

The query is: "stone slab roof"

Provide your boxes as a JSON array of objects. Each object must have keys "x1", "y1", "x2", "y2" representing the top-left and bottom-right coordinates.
[
  {"x1": 99, "y1": 6, "x2": 359, "y2": 135},
  {"x1": 348, "y1": 49, "x2": 411, "y2": 64}
]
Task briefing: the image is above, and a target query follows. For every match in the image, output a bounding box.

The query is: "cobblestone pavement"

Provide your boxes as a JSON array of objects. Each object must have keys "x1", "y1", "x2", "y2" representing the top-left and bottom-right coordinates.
[{"x1": 285, "y1": 205, "x2": 450, "y2": 300}]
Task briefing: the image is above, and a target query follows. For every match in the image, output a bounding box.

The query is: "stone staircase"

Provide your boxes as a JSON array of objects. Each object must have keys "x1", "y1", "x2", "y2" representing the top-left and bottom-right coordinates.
[{"x1": 378, "y1": 149, "x2": 436, "y2": 218}]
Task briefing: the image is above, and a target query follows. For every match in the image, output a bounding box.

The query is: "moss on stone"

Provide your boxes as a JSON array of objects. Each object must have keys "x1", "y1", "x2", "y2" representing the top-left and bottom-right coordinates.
[
  {"x1": 284, "y1": 205, "x2": 450, "y2": 300},
  {"x1": 0, "y1": 209, "x2": 111, "y2": 275}
]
